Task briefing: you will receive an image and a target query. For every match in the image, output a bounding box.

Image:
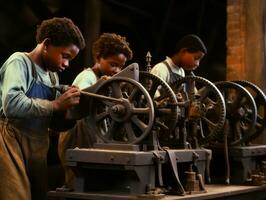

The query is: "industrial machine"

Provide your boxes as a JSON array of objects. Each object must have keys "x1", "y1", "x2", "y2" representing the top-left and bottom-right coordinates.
[
  {"x1": 209, "y1": 80, "x2": 266, "y2": 185},
  {"x1": 50, "y1": 62, "x2": 229, "y2": 200},
  {"x1": 50, "y1": 60, "x2": 266, "y2": 200}
]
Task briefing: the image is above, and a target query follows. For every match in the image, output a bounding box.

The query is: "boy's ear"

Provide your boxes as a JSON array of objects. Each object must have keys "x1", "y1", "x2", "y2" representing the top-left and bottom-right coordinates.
[
  {"x1": 43, "y1": 38, "x2": 51, "y2": 49},
  {"x1": 95, "y1": 57, "x2": 101, "y2": 64},
  {"x1": 179, "y1": 48, "x2": 188, "y2": 53}
]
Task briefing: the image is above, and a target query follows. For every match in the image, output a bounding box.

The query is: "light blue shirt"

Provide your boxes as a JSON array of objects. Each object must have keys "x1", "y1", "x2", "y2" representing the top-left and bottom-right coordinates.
[
  {"x1": 0, "y1": 52, "x2": 59, "y2": 118},
  {"x1": 72, "y1": 68, "x2": 98, "y2": 89}
]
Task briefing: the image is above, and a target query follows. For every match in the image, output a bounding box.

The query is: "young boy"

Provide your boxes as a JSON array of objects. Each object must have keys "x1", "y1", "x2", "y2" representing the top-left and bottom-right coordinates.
[
  {"x1": 0, "y1": 17, "x2": 85, "y2": 200},
  {"x1": 150, "y1": 34, "x2": 207, "y2": 86},
  {"x1": 58, "y1": 32, "x2": 133, "y2": 190},
  {"x1": 150, "y1": 34, "x2": 207, "y2": 148}
]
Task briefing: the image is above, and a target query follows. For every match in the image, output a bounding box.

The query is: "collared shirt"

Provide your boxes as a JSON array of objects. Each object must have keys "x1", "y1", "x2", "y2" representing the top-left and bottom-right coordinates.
[
  {"x1": 72, "y1": 68, "x2": 98, "y2": 90},
  {"x1": 150, "y1": 56, "x2": 185, "y2": 83},
  {"x1": 0, "y1": 52, "x2": 58, "y2": 118}
]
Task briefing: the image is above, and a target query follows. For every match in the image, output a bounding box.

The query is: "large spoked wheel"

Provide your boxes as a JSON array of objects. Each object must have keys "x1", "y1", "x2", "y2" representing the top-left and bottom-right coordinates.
[
  {"x1": 215, "y1": 81, "x2": 257, "y2": 145},
  {"x1": 139, "y1": 71, "x2": 179, "y2": 133},
  {"x1": 89, "y1": 77, "x2": 154, "y2": 144},
  {"x1": 172, "y1": 76, "x2": 226, "y2": 144},
  {"x1": 233, "y1": 80, "x2": 266, "y2": 143}
]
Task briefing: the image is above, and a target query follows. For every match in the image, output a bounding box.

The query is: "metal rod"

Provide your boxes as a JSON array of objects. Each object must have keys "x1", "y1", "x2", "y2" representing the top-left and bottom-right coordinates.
[
  {"x1": 80, "y1": 90, "x2": 123, "y2": 103},
  {"x1": 54, "y1": 85, "x2": 123, "y2": 103}
]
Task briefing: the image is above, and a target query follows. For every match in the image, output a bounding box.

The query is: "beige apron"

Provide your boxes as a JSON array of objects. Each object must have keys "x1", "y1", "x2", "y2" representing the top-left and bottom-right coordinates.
[{"x1": 0, "y1": 120, "x2": 49, "y2": 200}]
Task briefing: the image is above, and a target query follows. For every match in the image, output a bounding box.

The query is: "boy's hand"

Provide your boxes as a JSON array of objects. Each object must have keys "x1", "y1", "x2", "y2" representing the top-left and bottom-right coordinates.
[
  {"x1": 52, "y1": 85, "x2": 80, "y2": 111},
  {"x1": 100, "y1": 75, "x2": 111, "y2": 80}
]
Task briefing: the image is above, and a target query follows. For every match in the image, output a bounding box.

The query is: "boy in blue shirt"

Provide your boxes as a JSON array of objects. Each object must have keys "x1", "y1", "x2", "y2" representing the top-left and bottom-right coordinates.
[{"x1": 0, "y1": 17, "x2": 85, "y2": 200}]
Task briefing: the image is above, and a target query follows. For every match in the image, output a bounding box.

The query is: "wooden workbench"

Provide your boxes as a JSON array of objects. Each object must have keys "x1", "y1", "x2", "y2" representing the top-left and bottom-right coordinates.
[{"x1": 48, "y1": 184, "x2": 266, "y2": 200}]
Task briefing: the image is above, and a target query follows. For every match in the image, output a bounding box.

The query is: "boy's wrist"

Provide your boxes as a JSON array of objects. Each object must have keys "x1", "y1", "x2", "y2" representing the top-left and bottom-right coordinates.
[{"x1": 52, "y1": 100, "x2": 60, "y2": 112}]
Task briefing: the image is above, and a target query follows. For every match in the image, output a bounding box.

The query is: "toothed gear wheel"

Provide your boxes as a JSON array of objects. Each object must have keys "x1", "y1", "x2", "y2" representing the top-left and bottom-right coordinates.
[
  {"x1": 215, "y1": 81, "x2": 257, "y2": 145},
  {"x1": 172, "y1": 76, "x2": 226, "y2": 143},
  {"x1": 89, "y1": 77, "x2": 154, "y2": 144},
  {"x1": 139, "y1": 71, "x2": 179, "y2": 132},
  {"x1": 233, "y1": 80, "x2": 266, "y2": 143}
]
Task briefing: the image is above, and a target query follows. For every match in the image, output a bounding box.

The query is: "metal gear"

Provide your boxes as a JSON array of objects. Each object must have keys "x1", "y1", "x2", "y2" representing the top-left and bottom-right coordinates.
[
  {"x1": 215, "y1": 81, "x2": 257, "y2": 145},
  {"x1": 139, "y1": 71, "x2": 179, "y2": 132},
  {"x1": 89, "y1": 77, "x2": 155, "y2": 144},
  {"x1": 172, "y1": 76, "x2": 226, "y2": 145},
  {"x1": 233, "y1": 80, "x2": 266, "y2": 143}
]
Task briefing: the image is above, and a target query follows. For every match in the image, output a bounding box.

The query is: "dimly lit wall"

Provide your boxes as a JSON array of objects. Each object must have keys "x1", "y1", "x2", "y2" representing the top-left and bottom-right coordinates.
[
  {"x1": 227, "y1": 0, "x2": 265, "y2": 92},
  {"x1": 0, "y1": 0, "x2": 226, "y2": 84},
  {"x1": 226, "y1": 0, "x2": 266, "y2": 144}
]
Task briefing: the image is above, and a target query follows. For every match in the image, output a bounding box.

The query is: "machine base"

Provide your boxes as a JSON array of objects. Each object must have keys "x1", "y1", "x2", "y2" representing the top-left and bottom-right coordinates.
[
  {"x1": 209, "y1": 145, "x2": 266, "y2": 184},
  {"x1": 63, "y1": 146, "x2": 211, "y2": 196}
]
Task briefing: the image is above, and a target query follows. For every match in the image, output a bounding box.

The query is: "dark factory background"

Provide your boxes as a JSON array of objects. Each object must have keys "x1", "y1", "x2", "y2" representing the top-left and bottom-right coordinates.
[
  {"x1": 3, "y1": 1, "x2": 266, "y2": 198},
  {"x1": 0, "y1": 0, "x2": 226, "y2": 84},
  {"x1": 0, "y1": 0, "x2": 227, "y2": 191}
]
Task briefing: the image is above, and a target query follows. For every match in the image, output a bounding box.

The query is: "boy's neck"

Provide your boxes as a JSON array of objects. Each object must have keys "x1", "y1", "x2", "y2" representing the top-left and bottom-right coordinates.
[
  {"x1": 170, "y1": 54, "x2": 180, "y2": 66},
  {"x1": 92, "y1": 63, "x2": 103, "y2": 77},
  {"x1": 27, "y1": 45, "x2": 46, "y2": 70}
]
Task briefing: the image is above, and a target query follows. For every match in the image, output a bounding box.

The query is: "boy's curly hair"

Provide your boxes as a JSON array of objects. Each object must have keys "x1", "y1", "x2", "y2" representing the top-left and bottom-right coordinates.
[
  {"x1": 36, "y1": 17, "x2": 85, "y2": 50},
  {"x1": 92, "y1": 33, "x2": 133, "y2": 61}
]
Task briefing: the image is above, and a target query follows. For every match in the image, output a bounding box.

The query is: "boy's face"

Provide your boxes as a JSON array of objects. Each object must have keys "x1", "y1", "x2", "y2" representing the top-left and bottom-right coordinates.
[
  {"x1": 42, "y1": 44, "x2": 80, "y2": 72},
  {"x1": 178, "y1": 50, "x2": 205, "y2": 71},
  {"x1": 97, "y1": 53, "x2": 127, "y2": 76}
]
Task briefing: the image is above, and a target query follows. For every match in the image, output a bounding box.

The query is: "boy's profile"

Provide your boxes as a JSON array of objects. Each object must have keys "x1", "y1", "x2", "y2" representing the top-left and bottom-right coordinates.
[
  {"x1": 151, "y1": 34, "x2": 207, "y2": 86},
  {"x1": 0, "y1": 17, "x2": 85, "y2": 200},
  {"x1": 58, "y1": 32, "x2": 133, "y2": 190}
]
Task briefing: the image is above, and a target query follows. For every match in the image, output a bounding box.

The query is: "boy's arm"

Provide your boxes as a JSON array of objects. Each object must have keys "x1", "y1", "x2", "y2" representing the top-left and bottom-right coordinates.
[{"x1": 2, "y1": 58, "x2": 53, "y2": 118}]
